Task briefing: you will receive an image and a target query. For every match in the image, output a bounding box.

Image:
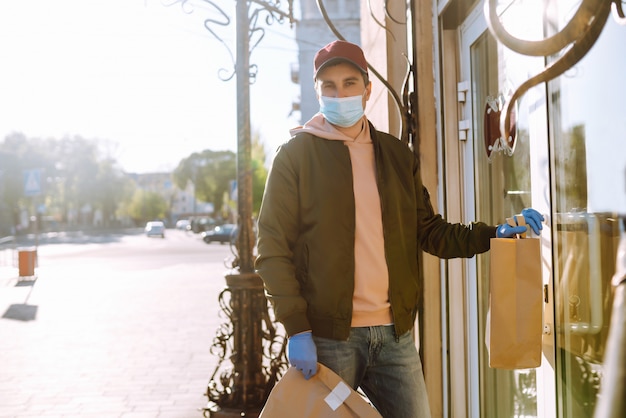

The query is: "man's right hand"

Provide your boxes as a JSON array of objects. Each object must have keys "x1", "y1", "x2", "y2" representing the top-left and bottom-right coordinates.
[{"x1": 287, "y1": 331, "x2": 318, "y2": 379}]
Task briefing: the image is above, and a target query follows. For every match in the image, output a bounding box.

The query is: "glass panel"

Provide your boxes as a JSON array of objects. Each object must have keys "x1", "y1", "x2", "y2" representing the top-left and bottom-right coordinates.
[
  {"x1": 548, "y1": 10, "x2": 625, "y2": 418},
  {"x1": 470, "y1": 12, "x2": 544, "y2": 417}
]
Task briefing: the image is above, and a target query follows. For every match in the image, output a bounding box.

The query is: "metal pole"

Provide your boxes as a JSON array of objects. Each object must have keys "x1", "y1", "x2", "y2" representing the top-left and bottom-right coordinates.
[
  {"x1": 165, "y1": 0, "x2": 296, "y2": 414},
  {"x1": 235, "y1": 0, "x2": 255, "y2": 273},
  {"x1": 204, "y1": 1, "x2": 269, "y2": 416}
]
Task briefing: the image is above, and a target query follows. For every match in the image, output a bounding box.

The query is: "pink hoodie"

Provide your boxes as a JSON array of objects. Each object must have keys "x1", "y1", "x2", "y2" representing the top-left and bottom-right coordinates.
[{"x1": 290, "y1": 114, "x2": 393, "y2": 327}]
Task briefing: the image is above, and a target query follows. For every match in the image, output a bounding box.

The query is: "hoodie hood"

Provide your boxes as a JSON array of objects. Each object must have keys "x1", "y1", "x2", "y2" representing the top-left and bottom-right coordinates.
[{"x1": 289, "y1": 113, "x2": 370, "y2": 143}]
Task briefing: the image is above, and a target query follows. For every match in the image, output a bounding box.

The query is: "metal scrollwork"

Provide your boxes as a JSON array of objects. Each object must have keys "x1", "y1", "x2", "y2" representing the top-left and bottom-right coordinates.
[
  {"x1": 163, "y1": 1, "x2": 293, "y2": 415},
  {"x1": 202, "y1": 1, "x2": 237, "y2": 81},
  {"x1": 204, "y1": 274, "x2": 288, "y2": 416},
  {"x1": 162, "y1": 0, "x2": 194, "y2": 14},
  {"x1": 366, "y1": 0, "x2": 397, "y2": 41},
  {"x1": 165, "y1": 0, "x2": 294, "y2": 83},
  {"x1": 615, "y1": 0, "x2": 626, "y2": 21},
  {"x1": 484, "y1": 0, "x2": 624, "y2": 144}
]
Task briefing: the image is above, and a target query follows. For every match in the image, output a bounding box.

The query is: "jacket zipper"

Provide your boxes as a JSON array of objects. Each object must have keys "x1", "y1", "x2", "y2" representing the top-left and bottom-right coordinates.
[{"x1": 371, "y1": 128, "x2": 400, "y2": 342}]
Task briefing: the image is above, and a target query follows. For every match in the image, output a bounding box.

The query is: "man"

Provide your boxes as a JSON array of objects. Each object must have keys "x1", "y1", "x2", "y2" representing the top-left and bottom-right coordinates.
[{"x1": 255, "y1": 40, "x2": 543, "y2": 418}]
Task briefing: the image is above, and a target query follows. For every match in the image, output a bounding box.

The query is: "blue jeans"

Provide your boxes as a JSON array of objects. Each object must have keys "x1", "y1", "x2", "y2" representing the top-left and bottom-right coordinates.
[{"x1": 313, "y1": 325, "x2": 432, "y2": 418}]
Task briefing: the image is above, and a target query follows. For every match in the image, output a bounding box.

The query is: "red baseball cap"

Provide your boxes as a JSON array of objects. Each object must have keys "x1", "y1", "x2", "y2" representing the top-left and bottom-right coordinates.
[{"x1": 313, "y1": 40, "x2": 368, "y2": 79}]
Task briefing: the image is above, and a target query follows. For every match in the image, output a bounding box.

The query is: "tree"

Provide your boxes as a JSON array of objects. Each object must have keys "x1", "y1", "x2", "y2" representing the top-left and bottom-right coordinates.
[
  {"x1": 172, "y1": 150, "x2": 237, "y2": 215},
  {"x1": 93, "y1": 159, "x2": 135, "y2": 227},
  {"x1": 0, "y1": 133, "x2": 135, "y2": 231},
  {"x1": 55, "y1": 136, "x2": 100, "y2": 221},
  {"x1": 251, "y1": 131, "x2": 268, "y2": 215},
  {"x1": 0, "y1": 145, "x2": 24, "y2": 233},
  {"x1": 171, "y1": 131, "x2": 269, "y2": 219},
  {"x1": 1, "y1": 132, "x2": 58, "y2": 209},
  {"x1": 127, "y1": 189, "x2": 168, "y2": 224}
]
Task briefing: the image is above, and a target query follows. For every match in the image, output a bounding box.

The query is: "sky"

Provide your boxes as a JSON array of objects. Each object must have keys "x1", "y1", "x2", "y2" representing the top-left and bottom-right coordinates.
[{"x1": 0, "y1": 0, "x2": 301, "y2": 173}]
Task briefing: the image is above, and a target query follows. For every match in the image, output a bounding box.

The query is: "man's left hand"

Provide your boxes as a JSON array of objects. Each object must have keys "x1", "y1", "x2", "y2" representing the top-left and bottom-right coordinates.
[{"x1": 496, "y1": 208, "x2": 544, "y2": 238}]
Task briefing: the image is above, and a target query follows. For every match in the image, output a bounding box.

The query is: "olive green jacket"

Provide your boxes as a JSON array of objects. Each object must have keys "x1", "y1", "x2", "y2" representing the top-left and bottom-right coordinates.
[{"x1": 255, "y1": 124, "x2": 496, "y2": 340}]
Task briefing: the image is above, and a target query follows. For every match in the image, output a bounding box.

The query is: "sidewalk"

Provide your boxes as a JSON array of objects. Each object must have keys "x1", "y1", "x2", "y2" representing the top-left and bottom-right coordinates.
[{"x1": 0, "y1": 245, "x2": 229, "y2": 418}]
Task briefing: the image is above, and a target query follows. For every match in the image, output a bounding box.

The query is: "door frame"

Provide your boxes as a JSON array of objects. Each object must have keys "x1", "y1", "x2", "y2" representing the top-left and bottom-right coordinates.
[{"x1": 456, "y1": 2, "x2": 556, "y2": 417}]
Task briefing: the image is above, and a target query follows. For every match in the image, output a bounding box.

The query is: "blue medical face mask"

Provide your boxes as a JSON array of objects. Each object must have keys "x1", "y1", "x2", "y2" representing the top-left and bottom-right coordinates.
[{"x1": 318, "y1": 92, "x2": 365, "y2": 128}]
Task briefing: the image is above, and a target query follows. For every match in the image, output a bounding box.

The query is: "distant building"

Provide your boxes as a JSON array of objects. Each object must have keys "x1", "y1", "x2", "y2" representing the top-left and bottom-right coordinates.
[
  {"x1": 130, "y1": 172, "x2": 212, "y2": 226},
  {"x1": 292, "y1": 0, "x2": 361, "y2": 123}
]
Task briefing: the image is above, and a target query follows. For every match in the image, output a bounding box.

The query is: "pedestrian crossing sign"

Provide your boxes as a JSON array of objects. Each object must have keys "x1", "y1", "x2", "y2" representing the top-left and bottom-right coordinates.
[{"x1": 23, "y1": 169, "x2": 42, "y2": 196}]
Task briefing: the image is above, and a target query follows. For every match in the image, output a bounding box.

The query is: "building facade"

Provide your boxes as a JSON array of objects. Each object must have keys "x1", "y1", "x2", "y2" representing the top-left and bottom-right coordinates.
[
  {"x1": 297, "y1": 0, "x2": 626, "y2": 416},
  {"x1": 293, "y1": 0, "x2": 361, "y2": 122}
]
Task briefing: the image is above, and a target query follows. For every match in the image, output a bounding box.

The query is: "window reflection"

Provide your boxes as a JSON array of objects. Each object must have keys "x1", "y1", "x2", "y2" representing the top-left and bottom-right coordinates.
[{"x1": 549, "y1": 15, "x2": 625, "y2": 418}]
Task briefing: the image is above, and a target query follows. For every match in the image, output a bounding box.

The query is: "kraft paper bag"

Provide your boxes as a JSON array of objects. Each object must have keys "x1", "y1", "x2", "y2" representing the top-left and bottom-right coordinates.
[
  {"x1": 259, "y1": 363, "x2": 382, "y2": 418},
  {"x1": 487, "y1": 216, "x2": 543, "y2": 369}
]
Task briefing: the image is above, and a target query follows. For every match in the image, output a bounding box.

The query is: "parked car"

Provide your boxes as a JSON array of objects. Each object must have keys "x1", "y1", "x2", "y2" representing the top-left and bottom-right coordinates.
[
  {"x1": 145, "y1": 221, "x2": 165, "y2": 238},
  {"x1": 189, "y1": 217, "x2": 216, "y2": 233},
  {"x1": 201, "y1": 223, "x2": 237, "y2": 244},
  {"x1": 175, "y1": 219, "x2": 190, "y2": 230}
]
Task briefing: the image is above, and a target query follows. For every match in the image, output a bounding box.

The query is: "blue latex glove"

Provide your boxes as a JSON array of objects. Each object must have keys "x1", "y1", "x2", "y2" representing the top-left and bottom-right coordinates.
[
  {"x1": 287, "y1": 331, "x2": 317, "y2": 380},
  {"x1": 496, "y1": 208, "x2": 544, "y2": 238}
]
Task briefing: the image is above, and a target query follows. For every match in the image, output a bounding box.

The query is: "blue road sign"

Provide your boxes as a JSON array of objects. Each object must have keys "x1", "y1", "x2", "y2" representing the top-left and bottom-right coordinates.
[{"x1": 23, "y1": 169, "x2": 42, "y2": 197}]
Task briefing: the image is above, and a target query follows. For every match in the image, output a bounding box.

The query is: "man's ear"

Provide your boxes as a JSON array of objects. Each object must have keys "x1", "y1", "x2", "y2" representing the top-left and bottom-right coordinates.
[{"x1": 364, "y1": 81, "x2": 372, "y2": 101}]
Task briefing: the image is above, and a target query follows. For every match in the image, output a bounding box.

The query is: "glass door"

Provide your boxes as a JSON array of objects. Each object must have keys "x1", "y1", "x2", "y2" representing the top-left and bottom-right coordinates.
[
  {"x1": 547, "y1": 3, "x2": 625, "y2": 416},
  {"x1": 460, "y1": 1, "x2": 625, "y2": 417},
  {"x1": 459, "y1": 2, "x2": 553, "y2": 416}
]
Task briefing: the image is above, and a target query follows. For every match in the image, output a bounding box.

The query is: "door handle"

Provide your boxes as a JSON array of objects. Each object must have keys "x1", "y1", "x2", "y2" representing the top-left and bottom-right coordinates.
[{"x1": 556, "y1": 212, "x2": 603, "y2": 335}]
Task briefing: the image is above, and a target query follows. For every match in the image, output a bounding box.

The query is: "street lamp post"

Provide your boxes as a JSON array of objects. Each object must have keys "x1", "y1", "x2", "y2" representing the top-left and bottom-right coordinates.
[
  {"x1": 165, "y1": 1, "x2": 294, "y2": 416},
  {"x1": 233, "y1": 0, "x2": 255, "y2": 275}
]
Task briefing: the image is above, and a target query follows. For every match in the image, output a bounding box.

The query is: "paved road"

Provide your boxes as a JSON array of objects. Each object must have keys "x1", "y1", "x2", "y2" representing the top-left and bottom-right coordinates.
[{"x1": 0, "y1": 229, "x2": 242, "y2": 418}]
